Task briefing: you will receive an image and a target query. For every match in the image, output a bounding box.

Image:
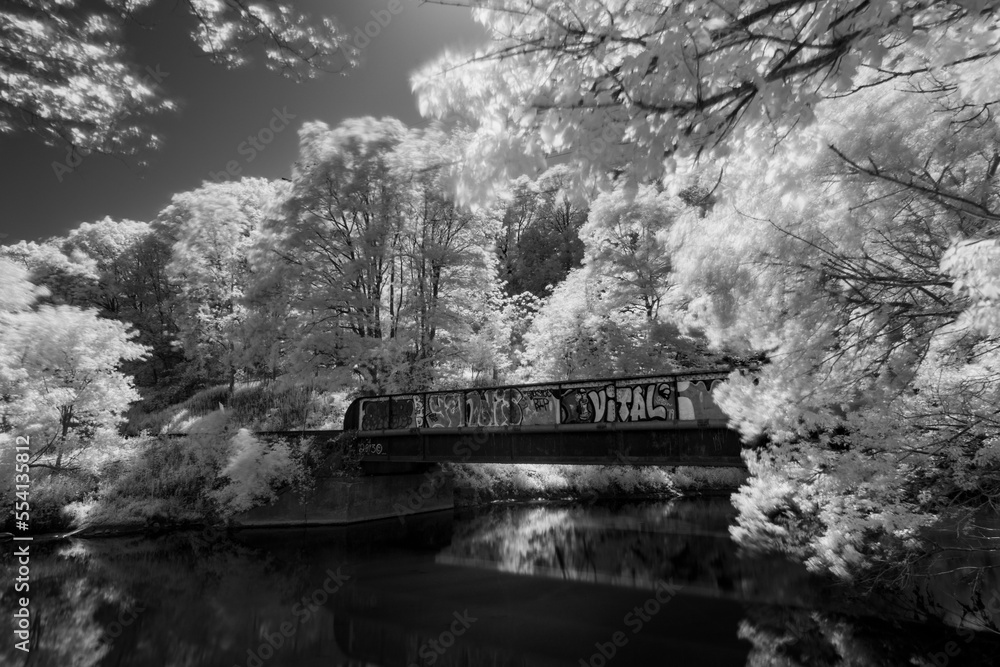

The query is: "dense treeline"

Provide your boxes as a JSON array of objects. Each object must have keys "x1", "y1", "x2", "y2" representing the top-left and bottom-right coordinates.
[{"x1": 0, "y1": 114, "x2": 714, "y2": 531}]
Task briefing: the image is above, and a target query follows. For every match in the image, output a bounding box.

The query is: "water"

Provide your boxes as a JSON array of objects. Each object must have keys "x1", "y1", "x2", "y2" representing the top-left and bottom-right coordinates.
[{"x1": 3, "y1": 498, "x2": 1000, "y2": 666}]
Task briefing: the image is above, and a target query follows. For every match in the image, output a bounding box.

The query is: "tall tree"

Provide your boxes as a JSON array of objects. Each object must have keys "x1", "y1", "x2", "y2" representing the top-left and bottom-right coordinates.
[
  {"x1": 251, "y1": 118, "x2": 411, "y2": 391},
  {"x1": 162, "y1": 178, "x2": 284, "y2": 391},
  {"x1": 252, "y1": 118, "x2": 495, "y2": 392},
  {"x1": 389, "y1": 126, "x2": 486, "y2": 387}
]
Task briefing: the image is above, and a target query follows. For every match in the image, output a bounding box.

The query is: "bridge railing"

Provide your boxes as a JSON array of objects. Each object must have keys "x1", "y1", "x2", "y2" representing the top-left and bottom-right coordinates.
[{"x1": 344, "y1": 368, "x2": 754, "y2": 433}]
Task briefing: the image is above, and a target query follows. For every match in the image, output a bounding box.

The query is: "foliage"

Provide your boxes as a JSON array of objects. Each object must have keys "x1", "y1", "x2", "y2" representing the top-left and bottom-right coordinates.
[
  {"x1": 210, "y1": 429, "x2": 307, "y2": 517},
  {"x1": 583, "y1": 184, "x2": 679, "y2": 319},
  {"x1": 63, "y1": 217, "x2": 181, "y2": 386},
  {"x1": 670, "y1": 69, "x2": 1000, "y2": 577},
  {"x1": 251, "y1": 118, "x2": 490, "y2": 392},
  {"x1": 2, "y1": 0, "x2": 354, "y2": 155},
  {"x1": 414, "y1": 0, "x2": 1000, "y2": 202},
  {"x1": 2, "y1": 219, "x2": 183, "y2": 387},
  {"x1": 519, "y1": 265, "x2": 717, "y2": 381},
  {"x1": 162, "y1": 178, "x2": 286, "y2": 389},
  {"x1": 492, "y1": 165, "x2": 587, "y2": 297},
  {"x1": 0, "y1": 260, "x2": 148, "y2": 474},
  {"x1": 76, "y1": 414, "x2": 234, "y2": 528}
]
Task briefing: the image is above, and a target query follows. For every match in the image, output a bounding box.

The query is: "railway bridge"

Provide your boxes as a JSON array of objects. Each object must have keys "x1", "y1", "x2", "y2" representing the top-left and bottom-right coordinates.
[
  {"x1": 338, "y1": 369, "x2": 749, "y2": 468},
  {"x1": 236, "y1": 369, "x2": 751, "y2": 527}
]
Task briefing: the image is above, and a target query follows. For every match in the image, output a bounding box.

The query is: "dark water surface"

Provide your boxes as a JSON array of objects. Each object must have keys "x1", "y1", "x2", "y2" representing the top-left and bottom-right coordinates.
[{"x1": 3, "y1": 497, "x2": 1000, "y2": 666}]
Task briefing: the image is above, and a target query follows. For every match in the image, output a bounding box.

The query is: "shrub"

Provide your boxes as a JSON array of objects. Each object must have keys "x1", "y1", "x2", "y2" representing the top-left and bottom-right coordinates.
[{"x1": 209, "y1": 429, "x2": 309, "y2": 516}]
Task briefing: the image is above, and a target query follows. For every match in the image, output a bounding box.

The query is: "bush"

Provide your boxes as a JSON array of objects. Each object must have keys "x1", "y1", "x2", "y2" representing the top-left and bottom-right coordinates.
[
  {"x1": 209, "y1": 429, "x2": 309, "y2": 517},
  {"x1": 75, "y1": 412, "x2": 234, "y2": 528}
]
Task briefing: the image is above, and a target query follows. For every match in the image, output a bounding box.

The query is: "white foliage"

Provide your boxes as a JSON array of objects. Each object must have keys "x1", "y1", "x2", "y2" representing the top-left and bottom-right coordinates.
[{"x1": 210, "y1": 429, "x2": 300, "y2": 515}]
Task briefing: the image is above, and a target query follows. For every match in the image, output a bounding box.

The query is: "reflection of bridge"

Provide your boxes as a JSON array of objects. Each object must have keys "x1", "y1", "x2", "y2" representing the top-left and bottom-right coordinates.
[{"x1": 340, "y1": 369, "x2": 750, "y2": 467}]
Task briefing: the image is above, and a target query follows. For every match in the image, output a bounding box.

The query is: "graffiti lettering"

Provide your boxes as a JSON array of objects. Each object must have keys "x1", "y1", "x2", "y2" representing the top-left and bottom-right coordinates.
[
  {"x1": 426, "y1": 393, "x2": 463, "y2": 428},
  {"x1": 389, "y1": 397, "x2": 415, "y2": 429},
  {"x1": 352, "y1": 373, "x2": 731, "y2": 431},
  {"x1": 360, "y1": 399, "x2": 390, "y2": 430},
  {"x1": 587, "y1": 385, "x2": 617, "y2": 422},
  {"x1": 518, "y1": 388, "x2": 559, "y2": 425},
  {"x1": 466, "y1": 389, "x2": 510, "y2": 427}
]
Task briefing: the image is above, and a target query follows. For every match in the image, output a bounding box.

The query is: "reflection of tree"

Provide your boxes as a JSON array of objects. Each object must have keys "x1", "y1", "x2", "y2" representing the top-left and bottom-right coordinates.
[
  {"x1": 0, "y1": 530, "x2": 347, "y2": 667},
  {"x1": 442, "y1": 500, "x2": 818, "y2": 602},
  {"x1": 740, "y1": 605, "x2": 1000, "y2": 667}
]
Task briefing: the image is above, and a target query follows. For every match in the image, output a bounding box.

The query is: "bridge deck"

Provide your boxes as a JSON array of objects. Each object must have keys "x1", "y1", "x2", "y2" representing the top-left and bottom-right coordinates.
[{"x1": 347, "y1": 422, "x2": 744, "y2": 467}]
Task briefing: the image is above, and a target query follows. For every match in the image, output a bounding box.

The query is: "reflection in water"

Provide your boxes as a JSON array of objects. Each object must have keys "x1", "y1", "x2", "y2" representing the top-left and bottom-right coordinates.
[
  {"x1": 439, "y1": 498, "x2": 820, "y2": 605},
  {"x1": 2, "y1": 500, "x2": 999, "y2": 667}
]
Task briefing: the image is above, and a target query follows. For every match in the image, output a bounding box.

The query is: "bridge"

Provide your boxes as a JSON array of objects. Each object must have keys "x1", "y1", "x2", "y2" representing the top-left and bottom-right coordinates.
[{"x1": 338, "y1": 369, "x2": 750, "y2": 467}]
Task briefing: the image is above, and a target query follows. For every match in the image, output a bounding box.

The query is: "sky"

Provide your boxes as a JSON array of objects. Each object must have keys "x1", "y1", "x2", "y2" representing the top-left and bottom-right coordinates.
[{"x1": 0, "y1": 0, "x2": 488, "y2": 243}]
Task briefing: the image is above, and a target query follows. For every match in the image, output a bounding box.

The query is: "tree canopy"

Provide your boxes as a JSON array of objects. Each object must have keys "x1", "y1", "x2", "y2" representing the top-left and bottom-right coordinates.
[
  {"x1": 414, "y1": 0, "x2": 1000, "y2": 201},
  {"x1": 1, "y1": 0, "x2": 353, "y2": 155}
]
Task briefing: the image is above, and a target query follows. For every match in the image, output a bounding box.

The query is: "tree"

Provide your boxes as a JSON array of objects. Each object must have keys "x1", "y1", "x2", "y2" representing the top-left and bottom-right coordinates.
[
  {"x1": 0, "y1": 260, "x2": 147, "y2": 472},
  {"x1": 672, "y1": 71, "x2": 1000, "y2": 578},
  {"x1": 0, "y1": 238, "x2": 99, "y2": 306},
  {"x1": 162, "y1": 178, "x2": 284, "y2": 391},
  {"x1": 493, "y1": 166, "x2": 587, "y2": 297},
  {"x1": 414, "y1": 0, "x2": 1000, "y2": 202},
  {"x1": 389, "y1": 126, "x2": 487, "y2": 387},
  {"x1": 61, "y1": 217, "x2": 181, "y2": 385},
  {"x1": 252, "y1": 118, "x2": 493, "y2": 392},
  {"x1": 582, "y1": 184, "x2": 677, "y2": 320},
  {"x1": 520, "y1": 264, "x2": 715, "y2": 381},
  {"x1": 2, "y1": 0, "x2": 354, "y2": 155},
  {"x1": 251, "y1": 117, "x2": 410, "y2": 391}
]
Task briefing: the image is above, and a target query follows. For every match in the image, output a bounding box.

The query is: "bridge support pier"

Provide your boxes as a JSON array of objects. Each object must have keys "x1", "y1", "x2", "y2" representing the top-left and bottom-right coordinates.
[{"x1": 231, "y1": 465, "x2": 454, "y2": 527}]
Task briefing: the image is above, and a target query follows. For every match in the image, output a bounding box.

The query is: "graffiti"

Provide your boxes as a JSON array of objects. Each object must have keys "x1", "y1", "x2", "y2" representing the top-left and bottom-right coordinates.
[
  {"x1": 676, "y1": 379, "x2": 727, "y2": 421},
  {"x1": 426, "y1": 392, "x2": 463, "y2": 428},
  {"x1": 466, "y1": 388, "x2": 512, "y2": 427},
  {"x1": 352, "y1": 372, "x2": 734, "y2": 431},
  {"x1": 559, "y1": 387, "x2": 596, "y2": 424},
  {"x1": 413, "y1": 395, "x2": 425, "y2": 430},
  {"x1": 616, "y1": 382, "x2": 673, "y2": 421},
  {"x1": 357, "y1": 442, "x2": 385, "y2": 456},
  {"x1": 390, "y1": 397, "x2": 416, "y2": 429},
  {"x1": 359, "y1": 395, "x2": 418, "y2": 429},
  {"x1": 587, "y1": 384, "x2": 618, "y2": 422},
  {"x1": 517, "y1": 388, "x2": 560, "y2": 425}
]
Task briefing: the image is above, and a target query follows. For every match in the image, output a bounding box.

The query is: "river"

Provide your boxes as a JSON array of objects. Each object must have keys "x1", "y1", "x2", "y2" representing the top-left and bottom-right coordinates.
[{"x1": 3, "y1": 497, "x2": 1000, "y2": 666}]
